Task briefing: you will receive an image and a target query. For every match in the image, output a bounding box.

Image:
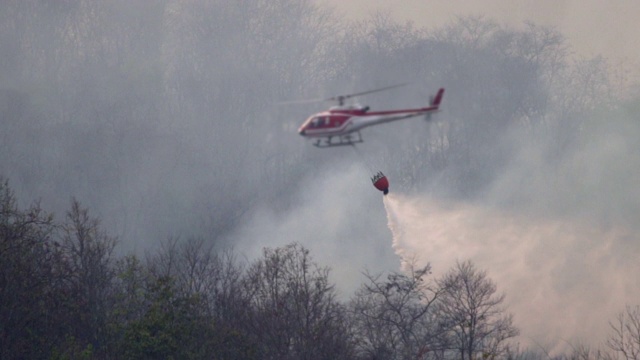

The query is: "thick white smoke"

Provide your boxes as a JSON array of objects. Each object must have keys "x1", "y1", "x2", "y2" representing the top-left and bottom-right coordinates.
[
  {"x1": 380, "y1": 95, "x2": 640, "y2": 352},
  {"x1": 383, "y1": 179, "x2": 640, "y2": 352}
]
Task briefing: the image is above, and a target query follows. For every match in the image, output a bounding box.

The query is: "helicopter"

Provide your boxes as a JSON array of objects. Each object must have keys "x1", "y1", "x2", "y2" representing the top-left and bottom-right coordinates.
[{"x1": 294, "y1": 84, "x2": 445, "y2": 148}]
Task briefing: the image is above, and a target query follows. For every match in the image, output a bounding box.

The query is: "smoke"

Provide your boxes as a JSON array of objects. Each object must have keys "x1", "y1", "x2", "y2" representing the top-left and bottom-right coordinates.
[
  {"x1": 227, "y1": 159, "x2": 400, "y2": 297},
  {"x1": 317, "y1": 0, "x2": 640, "y2": 65},
  {"x1": 382, "y1": 111, "x2": 640, "y2": 352}
]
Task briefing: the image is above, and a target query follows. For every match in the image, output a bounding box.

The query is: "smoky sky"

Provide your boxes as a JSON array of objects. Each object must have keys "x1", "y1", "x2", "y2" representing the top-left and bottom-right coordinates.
[{"x1": 318, "y1": 0, "x2": 640, "y2": 64}]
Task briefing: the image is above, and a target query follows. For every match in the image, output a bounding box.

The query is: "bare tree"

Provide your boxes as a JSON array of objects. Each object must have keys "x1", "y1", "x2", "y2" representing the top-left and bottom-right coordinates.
[
  {"x1": 0, "y1": 178, "x2": 58, "y2": 358},
  {"x1": 59, "y1": 198, "x2": 118, "y2": 351},
  {"x1": 436, "y1": 261, "x2": 519, "y2": 360},
  {"x1": 607, "y1": 306, "x2": 640, "y2": 360},
  {"x1": 243, "y1": 243, "x2": 353, "y2": 360},
  {"x1": 351, "y1": 261, "x2": 446, "y2": 360}
]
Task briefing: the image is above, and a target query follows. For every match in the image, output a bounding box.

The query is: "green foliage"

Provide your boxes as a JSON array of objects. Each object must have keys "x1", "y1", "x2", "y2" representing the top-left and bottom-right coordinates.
[
  {"x1": 49, "y1": 336, "x2": 94, "y2": 360},
  {"x1": 120, "y1": 276, "x2": 183, "y2": 359},
  {"x1": 113, "y1": 273, "x2": 250, "y2": 360}
]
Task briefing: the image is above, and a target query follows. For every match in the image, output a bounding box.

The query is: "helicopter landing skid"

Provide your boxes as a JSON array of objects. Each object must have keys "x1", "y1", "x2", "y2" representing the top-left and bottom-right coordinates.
[{"x1": 313, "y1": 132, "x2": 364, "y2": 148}]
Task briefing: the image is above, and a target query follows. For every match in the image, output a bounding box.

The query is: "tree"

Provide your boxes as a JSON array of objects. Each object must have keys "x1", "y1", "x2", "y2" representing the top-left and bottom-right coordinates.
[
  {"x1": 607, "y1": 305, "x2": 640, "y2": 360},
  {"x1": 350, "y1": 261, "x2": 446, "y2": 360},
  {"x1": 243, "y1": 243, "x2": 354, "y2": 360},
  {"x1": 436, "y1": 261, "x2": 519, "y2": 360},
  {"x1": 0, "y1": 178, "x2": 60, "y2": 358},
  {"x1": 116, "y1": 274, "x2": 204, "y2": 359},
  {"x1": 57, "y1": 198, "x2": 118, "y2": 353},
  {"x1": 144, "y1": 237, "x2": 256, "y2": 359}
]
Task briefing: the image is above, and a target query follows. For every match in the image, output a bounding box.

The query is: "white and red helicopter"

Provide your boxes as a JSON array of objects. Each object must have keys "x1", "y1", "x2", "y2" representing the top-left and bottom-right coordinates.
[{"x1": 295, "y1": 84, "x2": 445, "y2": 148}]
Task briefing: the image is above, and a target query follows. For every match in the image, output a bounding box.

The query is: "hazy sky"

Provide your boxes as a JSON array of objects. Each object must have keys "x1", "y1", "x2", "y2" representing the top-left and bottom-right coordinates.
[{"x1": 317, "y1": 0, "x2": 640, "y2": 63}]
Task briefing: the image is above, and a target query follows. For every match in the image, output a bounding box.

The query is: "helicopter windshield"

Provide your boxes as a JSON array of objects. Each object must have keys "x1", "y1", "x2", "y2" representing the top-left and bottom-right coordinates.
[{"x1": 310, "y1": 116, "x2": 326, "y2": 127}]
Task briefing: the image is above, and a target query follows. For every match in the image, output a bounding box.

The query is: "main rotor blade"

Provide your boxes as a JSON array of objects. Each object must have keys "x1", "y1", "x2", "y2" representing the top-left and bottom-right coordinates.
[
  {"x1": 326, "y1": 83, "x2": 409, "y2": 102},
  {"x1": 277, "y1": 97, "x2": 326, "y2": 105},
  {"x1": 278, "y1": 82, "x2": 409, "y2": 105}
]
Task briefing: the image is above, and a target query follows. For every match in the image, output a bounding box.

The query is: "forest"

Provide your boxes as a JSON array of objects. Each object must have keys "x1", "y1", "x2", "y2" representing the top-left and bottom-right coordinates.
[{"x1": 1, "y1": 0, "x2": 639, "y2": 358}]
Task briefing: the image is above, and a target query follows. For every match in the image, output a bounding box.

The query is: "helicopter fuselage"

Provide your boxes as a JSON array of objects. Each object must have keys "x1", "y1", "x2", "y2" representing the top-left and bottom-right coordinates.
[
  {"x1": 297, "y1": 106, "x2": 438, "y2": 137},
  {"x1": 297, "y1": 88, "x2": 444, "y2": 147}
]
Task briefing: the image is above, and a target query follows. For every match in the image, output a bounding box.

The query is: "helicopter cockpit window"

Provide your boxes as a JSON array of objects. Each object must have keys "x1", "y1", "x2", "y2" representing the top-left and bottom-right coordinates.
[{"x1": 311, "y1": 117, "x2": 326, "y2": 127}]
